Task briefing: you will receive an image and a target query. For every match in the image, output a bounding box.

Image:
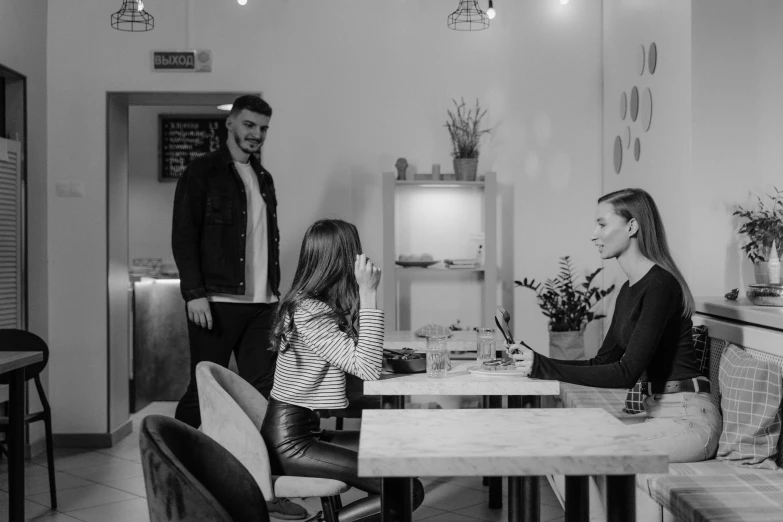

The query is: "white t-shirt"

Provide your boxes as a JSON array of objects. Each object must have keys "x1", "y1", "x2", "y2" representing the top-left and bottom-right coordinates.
[{"x1": 208, "y1": 161, "x2": 276, "y2": 304}]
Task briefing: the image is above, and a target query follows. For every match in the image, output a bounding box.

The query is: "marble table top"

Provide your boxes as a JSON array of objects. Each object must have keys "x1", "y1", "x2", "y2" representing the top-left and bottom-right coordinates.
[
  {"x1": 365, "y1": 360, "x2": 560, "y2": 396},
  {"x1": 358, "y1": 408, "x2": 668, "y2": 477},
  {"x1": 0, "y1": 351, "x2": 43, "y2": 375}
]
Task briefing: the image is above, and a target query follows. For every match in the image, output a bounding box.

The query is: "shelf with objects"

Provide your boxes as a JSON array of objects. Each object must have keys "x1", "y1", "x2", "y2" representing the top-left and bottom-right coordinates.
[{"x1": 381, "y1": 171, "x2": 498, "y2": 338}]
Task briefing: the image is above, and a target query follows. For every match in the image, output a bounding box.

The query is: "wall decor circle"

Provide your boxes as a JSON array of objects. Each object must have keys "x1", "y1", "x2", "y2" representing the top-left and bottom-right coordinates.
[
  {"x1": 613, "y1": 136, "x2": 623, "y2": 174},
  {"x1": 624, "y1": 126, "x2": 631, "y2": 149},
  {"x1": 630, "y1": 86, "x2": 639, "y2": 121},
  {"x1": 638, "y1": 44, "x2": 646, "y2": 75},
  {"x1": 620, "y1": 92, "x2": 628, "y2": 120},
  {"x1": 634, "y1": 138, "x2": 641, "y2": 161},
  {"x1": 648, "y1": 42, "x2": 658, "y2": 74},
  {"x1": 640, "y1": 88, "x2": 653, "y2": 131}
]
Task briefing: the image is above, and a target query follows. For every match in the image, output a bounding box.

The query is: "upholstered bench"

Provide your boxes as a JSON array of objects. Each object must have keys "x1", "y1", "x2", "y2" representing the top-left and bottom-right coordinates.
[{"x1": 552, "y1": 316, "x2": 783, "y2": 522}]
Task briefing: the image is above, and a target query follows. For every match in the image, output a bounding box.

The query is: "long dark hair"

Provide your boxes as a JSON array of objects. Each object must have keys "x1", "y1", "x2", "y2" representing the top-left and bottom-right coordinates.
[
  {"x1": 598, "y1": 188, "x2": 694, "y2": 317},
  {"x1": 270, "y1": 219, "x2": 363, "y2": 352}
]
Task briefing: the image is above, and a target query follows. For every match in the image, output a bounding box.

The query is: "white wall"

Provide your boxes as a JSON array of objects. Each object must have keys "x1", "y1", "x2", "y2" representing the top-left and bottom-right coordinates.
[
  {"x1": 45, "y1": 0, "x2": 602, "y2": 432},
  {"x1": 0, "y1": 0, "x2": 48, "y2": 345},
  {"x1": 691, "y1": 0, "x2": 783, "y2": 296},
  {"x1": 601, "y1": 0, "x2": 693, "y2": 327},
  {"x1": 509, "y1": 0, "x2": 604, "y2": 357},
  {"x1": 128, "y1": 106, "x2": 224, "y2": 266}
]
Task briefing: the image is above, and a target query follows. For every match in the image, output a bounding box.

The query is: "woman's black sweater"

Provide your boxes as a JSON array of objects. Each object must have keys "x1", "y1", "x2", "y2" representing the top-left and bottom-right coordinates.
[{"x1": 530, "y1": 265, "x2": 702, "y2": 388}]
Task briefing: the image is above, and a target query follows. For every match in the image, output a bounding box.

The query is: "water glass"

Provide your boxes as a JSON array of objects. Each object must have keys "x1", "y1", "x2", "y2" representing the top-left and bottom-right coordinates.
[
  {"x1": 426, "y1": 335, "x2": 449, "y2": 379},
  {"x1": 476, "y1": 327, "x2": 495, "y2": 363}
]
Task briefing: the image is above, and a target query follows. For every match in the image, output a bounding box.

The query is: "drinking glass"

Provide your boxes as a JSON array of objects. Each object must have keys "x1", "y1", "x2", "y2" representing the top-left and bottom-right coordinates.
[
  {"x1": 476, "y1": 327, "x2": 495, "y2": 363},
  {"x1": 426, "y1": 335, "x2": 449, "y2": 378}
]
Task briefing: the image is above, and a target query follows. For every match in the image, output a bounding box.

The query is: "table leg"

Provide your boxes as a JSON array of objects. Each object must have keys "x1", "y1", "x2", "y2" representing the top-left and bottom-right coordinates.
[
  {"x1": 522, "y1": 395, "x2": 540, "y2": 409},
  {"x1": 488, "y1": 395, "x2": 503, "y2": 509},
  {"x1": 565, "y1": 476, "x2": 589, "y2": 522},
  {"x1": 507, "y1": 476, "x2": 539, "y2": 522},
  {"x1": 382, "y1": 395, "x2": 404, "y2": 409},
  {"x1": 8, "y1": 367, "x2": 25, "y2": 522},
  {"x1": 606, "y1": 475, "x2": 635, "y2": 522},
  {"x1": 381, "y1": 477, "x2": 413, "y2": 522}
]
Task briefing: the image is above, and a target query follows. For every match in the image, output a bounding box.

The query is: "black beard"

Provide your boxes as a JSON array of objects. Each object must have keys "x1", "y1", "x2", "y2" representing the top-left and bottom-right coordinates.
[{"x1": 233, "y1": 132, "x2": 261, "y2": 155}]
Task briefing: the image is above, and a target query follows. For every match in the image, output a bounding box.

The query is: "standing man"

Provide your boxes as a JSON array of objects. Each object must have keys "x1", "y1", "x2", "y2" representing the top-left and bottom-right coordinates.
[
  {"x1": 172, "y1": 95, "x2": 308, "y2": 519},
  {"x1": 172, "y1": 94, "x2": 280, "y2": 423}
]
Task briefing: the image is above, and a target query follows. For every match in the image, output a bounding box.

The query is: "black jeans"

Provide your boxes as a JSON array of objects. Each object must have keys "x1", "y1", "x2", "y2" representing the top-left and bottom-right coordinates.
[
  {"x1": 260, "y1": 397, "x2": 425, "y2": 522},
  {"x1": 175, "y1": 301, "x2": 278, "y2": 428}
]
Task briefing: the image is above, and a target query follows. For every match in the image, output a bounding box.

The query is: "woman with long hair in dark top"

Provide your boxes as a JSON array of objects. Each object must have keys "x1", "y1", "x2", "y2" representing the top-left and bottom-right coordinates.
[
  {"x1": 260, "y1": 219, "x2": 425, "y2": 522},
  {"x1": 510, "y1": 188, "x2": 722, "y2": 462}
]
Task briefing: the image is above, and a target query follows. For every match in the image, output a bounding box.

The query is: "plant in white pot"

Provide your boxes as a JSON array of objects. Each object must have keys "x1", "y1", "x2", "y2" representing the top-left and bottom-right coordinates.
[
  {"x1": 515, "y1": 256, "x2": 614, "y2": 360},
  {"x1": 445, "y1": 98, "x2": 493, "y2": 181},
  {"x1": 733, "y1": 187, "x2": 783, "y2": 284}
]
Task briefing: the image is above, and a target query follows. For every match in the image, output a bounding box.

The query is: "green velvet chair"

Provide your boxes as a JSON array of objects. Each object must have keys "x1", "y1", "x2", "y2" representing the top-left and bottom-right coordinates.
[
  {"x1": 139, "y1": 414, "x2": 269, "y2": 522},
  {"x1": 196, "y1": 361, "x2": 350, "y2": 522}
]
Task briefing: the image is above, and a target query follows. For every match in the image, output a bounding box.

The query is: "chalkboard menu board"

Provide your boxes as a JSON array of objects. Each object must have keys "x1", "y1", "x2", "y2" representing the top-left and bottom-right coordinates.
[{"x1": 159, "y1": 115, "x2": 227, "y2": 181}]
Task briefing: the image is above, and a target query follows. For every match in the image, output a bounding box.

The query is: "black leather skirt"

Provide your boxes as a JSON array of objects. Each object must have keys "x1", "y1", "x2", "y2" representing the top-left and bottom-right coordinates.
[{"x1": 260, "y1": 397, "x2": 424, "y2": 522}]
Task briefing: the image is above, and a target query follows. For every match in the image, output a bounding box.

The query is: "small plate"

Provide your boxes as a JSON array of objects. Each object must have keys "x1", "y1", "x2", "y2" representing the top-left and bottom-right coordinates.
[
  {"x1": 468, "y1": 365, "x2": 529, "y2": 378},
  {"x1": 395, "y1": 260, "x2": 440, "y2": 268}
]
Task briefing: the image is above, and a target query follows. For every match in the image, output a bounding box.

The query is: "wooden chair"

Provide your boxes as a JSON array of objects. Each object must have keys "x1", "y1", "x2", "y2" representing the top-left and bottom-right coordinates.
[{"x1": 0, "y1": 329, "x2": 56, "y2": 509}]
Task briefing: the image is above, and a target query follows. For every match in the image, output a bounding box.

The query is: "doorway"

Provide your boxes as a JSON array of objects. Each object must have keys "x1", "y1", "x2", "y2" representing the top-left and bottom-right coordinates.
[{"x1": 106, "y1": 92, "x2": 257, "y2": 431}]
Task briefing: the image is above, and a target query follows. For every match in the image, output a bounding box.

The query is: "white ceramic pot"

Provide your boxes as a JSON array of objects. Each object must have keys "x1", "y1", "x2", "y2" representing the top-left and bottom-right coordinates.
[
  {"x1": 754, "y1": 261, "x2": 770, "y2": 284},
  {"x1": 549, "y1": 328, "x2": 586, "y2": 361}
]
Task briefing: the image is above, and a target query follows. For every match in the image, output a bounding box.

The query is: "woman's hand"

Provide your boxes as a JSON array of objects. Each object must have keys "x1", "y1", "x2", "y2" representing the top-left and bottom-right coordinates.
[
  {"x1": 507, "y1": 344, "x2": 534, "y2": 377},
  {"x1": 355, "y1": 254, "x2": 381, "y2": 290},
  {"x1": 355, "y1": 254, "x2": 381, "y2": 308}
]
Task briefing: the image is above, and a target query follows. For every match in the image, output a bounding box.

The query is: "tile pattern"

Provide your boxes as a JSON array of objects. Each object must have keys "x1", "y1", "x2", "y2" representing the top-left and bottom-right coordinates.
[{"x1": 0, "y1": 401, "x2": 565, "y2": 521}]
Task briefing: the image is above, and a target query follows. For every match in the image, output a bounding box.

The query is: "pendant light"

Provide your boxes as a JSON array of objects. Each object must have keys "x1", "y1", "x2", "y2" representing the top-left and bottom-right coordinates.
[
  {"x1": 447, "y1": 0, "x2": 490, "y2": 31},
  {"x1": 487, "y1": 0, "x2": 496, "y2": 20},
  {"x1": 111, "y1": 0, "x2": 154, "y2": 32}
]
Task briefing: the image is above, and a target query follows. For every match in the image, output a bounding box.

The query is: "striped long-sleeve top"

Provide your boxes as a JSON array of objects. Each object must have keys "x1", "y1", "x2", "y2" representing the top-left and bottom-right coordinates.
[{"x1": 270, "y1": 298, "x2": 384, "y2": 410}]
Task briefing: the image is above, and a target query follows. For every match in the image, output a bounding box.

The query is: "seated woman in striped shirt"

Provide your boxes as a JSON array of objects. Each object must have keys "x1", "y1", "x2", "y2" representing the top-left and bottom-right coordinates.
[{"x1": 261, "y1": 219, "x2": 425, "y2": 522}]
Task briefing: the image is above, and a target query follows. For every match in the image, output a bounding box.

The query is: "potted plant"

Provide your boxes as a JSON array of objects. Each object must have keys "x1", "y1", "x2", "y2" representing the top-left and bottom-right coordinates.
[
  {"x1": 444, "y1": 97, "x2": 493, "y2": 181},
  {"x1": 515, "y1": 256, "x2": 614, "y2": 360},
  {"x1": 733, "y1": 187, "x2": 783, "y2": 284}
]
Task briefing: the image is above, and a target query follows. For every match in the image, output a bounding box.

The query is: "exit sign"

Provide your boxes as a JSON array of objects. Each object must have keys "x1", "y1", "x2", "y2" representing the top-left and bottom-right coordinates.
[{"x1": 152, "y1": 50, "x2": 212, "y2": 72}]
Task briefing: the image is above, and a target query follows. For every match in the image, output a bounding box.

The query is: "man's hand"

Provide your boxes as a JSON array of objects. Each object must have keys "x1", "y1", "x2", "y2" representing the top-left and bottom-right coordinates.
[
  {"x1": 507, "y1": 344, "x2": 534, "y2": 377},
  {"x1": 187, "y1": 297, "x2": 213, "y2": 329}
]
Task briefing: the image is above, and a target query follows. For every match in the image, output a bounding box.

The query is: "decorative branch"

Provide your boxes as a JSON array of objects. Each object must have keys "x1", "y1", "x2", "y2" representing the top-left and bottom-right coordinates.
[{"x1": 445, "y1": 98, "x2": 493, "y2": 159}]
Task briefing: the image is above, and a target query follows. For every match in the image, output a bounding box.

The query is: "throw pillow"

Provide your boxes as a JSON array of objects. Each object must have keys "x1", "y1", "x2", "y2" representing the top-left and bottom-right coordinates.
[
  {"x1": 623, "y1": 325, "x2": 710, "y2": 414},
  {"x1": 717, "y1": 344, "x2": 782, "y2": 469}
]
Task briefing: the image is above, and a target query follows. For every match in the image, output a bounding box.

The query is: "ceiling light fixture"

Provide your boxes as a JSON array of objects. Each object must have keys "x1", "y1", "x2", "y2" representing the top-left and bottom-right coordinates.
[
  {"x1": 487, "y1": 0, "x2": 496, "y2": 20},
  {"x1": 111, "y1": 0, "x2": 154, "y2": 32},
  {"x1": 447, "y1": 0, "x2": 489, "y2": 31},
  {"x1": 238, "y1": 0, "x2": 248, "y2": 5},
  {"x1": 217, "y1": 104, "x2": 233, "y2": 111}
]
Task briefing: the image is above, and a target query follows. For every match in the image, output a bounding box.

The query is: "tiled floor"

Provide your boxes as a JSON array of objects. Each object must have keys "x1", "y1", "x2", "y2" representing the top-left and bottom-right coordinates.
[{"x1": 0, "y1": 402, "x2": 565, "y2": 521}]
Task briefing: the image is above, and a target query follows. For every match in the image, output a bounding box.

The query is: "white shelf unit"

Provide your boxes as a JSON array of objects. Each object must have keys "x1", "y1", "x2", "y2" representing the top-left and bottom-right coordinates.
[{"x1": 381, "y1": 172, "x2": 498, "y2": 331}]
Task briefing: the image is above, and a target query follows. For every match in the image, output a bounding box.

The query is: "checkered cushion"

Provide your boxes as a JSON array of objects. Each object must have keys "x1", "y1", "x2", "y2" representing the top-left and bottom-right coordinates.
[
  {"x1": 623, "y1": 325, "x2": 710, "y2": 414},
  {"x1": 651, "y1": 473, "x2": 783, "y2": 522},
  {"x1": 717, "y1": 344, "x2": 782, "y2": 470}
]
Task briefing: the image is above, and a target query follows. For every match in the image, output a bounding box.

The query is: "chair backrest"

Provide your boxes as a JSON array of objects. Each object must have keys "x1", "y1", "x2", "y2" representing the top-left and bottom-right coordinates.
[
  {"x1": 140, "y1": 414, "x2": 269, "y2": 522},
  {"x1": 0, "y1": 329, "x2": 49, "y2": 384},
  {"x1": 196, "y1": 361, "x2": 275, "y2": 500}
]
